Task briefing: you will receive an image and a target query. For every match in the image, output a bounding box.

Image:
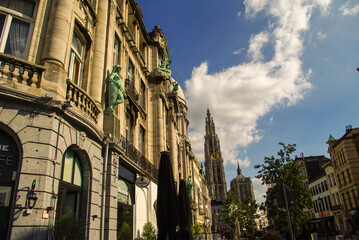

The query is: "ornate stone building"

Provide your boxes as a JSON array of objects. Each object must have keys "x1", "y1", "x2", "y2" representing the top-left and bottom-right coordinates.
[
  {"x1": 0, "y1": 0, "x2": 195, "y2": 239},
  {"x1": 204, "y1": 109, "x2": 227, "y2": 202},
  {"x1": 228, "y1": 163, "x2": 255, "y2": 203},
  {"x1": 326, "y1": 126, "x2": 359, "y2": 236}
]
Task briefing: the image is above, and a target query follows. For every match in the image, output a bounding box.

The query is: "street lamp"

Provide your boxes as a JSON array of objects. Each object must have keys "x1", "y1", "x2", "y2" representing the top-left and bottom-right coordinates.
[{"x1": 27, "y1": 180, "x2": 38, "y2": 212}]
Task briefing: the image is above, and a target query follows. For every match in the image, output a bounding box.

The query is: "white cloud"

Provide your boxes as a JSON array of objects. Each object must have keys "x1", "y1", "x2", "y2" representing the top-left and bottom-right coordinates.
[
  {"x1": 252, "y1": 178, "x2": 268, "y2": 204},
  {"x1": 340, "y1": 1, "x2": 359, "y2": 16},
  {"x1": 317, "y1": 31, "x2": 326, "y2": 39},
  {"x1": 233, "y1": 48, "x2": 245, "y2": 55},
  {"x1": 237, "y1": 11, "x2": 242, "y2": 18}
]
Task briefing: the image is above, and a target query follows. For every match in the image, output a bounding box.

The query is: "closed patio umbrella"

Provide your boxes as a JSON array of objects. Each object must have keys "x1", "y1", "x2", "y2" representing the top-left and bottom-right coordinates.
[
  {"x1": 178, "y1": 179, "x2": 193, "y2": 240},
  {"x1": 156, "y1": 151, "x2": 178, "y2": 240}
]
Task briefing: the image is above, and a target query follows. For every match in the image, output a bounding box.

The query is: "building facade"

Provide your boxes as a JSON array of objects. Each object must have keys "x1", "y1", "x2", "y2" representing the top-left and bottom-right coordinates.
[
  {"x1": 228, "y1": 163, "x2": 255, "y2": 203},
  {"x1": 204, "y1": 109, "x2": 227, "y2": 202},
  {"x1": 327, "y1": 126, "x2": 359, "y2": 236},
  {"x1": 0, "y1": 0, "x2": 196, "y2": 239}
]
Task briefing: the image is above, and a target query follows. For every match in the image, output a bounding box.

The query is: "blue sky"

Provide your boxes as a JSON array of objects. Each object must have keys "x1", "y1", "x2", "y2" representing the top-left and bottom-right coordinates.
[{"x1": 137, "y1": 0, "x2": 359, "y2": 203}]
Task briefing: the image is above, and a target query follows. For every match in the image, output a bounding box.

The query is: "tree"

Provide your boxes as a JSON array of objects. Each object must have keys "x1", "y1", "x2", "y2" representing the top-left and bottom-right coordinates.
[
  {"x1": 141, "y1": 222, "x2": 157, "y2": 240},
  {"x1": 220, "y1": 192, "x2": 259, "y2": 234},
  {"x1": 254, "y1": 142, "x2": 312, "y2": 232},
  {"x1": 192, "y1": 223, "x2": 203, "y2": 240}
]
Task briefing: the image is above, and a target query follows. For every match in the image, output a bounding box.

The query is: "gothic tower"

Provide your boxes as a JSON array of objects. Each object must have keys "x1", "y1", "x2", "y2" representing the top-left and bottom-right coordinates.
[{"x1": 204, "y1": 109, "x2": 227, "y2": 201}]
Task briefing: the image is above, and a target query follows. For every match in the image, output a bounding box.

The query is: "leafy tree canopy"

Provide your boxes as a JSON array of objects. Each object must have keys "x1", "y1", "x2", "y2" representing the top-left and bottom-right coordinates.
[
  {"x1": 220, "y1": 192, "x2": 259, "y2": 233},
  {"x1": 254, "y1": 142, "x2": 312, "y2": 231}
]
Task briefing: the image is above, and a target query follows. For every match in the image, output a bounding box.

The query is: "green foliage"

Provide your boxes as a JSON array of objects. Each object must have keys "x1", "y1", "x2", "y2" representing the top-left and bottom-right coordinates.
[
  {"x1": 254, "y1": 142, "x2": 313, "y2": 231},
  {"x1": 220, "y1": 192, "x2": 259, "y2": 233},
  {"x1": 118, "y1": 221, "x2": 132, "y2": 240},
  {"x1": 141, "y1": 222, "x2": 157, "y2": 240},
  {"x1": 192, "y1": 223, "x2": 203, "y2": 240},
  {"x1": 54, "y1": 211, "x2": 85, "y2": 240}
]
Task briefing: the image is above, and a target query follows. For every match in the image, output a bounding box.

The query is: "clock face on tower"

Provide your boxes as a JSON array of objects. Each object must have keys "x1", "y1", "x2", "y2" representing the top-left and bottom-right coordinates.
[{"x1": 211, "y1": 152, "x2": 219, "y2": 160}]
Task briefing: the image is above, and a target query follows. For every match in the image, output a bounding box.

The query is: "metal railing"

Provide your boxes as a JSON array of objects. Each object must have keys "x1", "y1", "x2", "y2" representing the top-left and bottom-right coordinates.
[
  {"x1": 0, "y1": 53, "x2": 45, "y2": 88},
  {"x1": 117, "y1": 134, "x2": 158, "y2": 180},
  {"x1": 125, "y1": 78, "x2": 139, "y2": 102},
  {"x1": 66, "y1": 79, "x2": 100, "y2": 123}
]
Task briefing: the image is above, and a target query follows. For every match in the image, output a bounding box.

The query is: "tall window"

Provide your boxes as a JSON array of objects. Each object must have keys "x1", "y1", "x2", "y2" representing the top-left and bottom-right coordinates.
[
  {"x1": 139, "y1": 126, "x2": 145, "y2": 154},
  {"x1": 0, "y1": 0, "x2": 35, "y2": 59},
  {"x1": 126, "y1": 113, "x2": 133, "y2": 143},
  {"x1": 113, "y1": 36, "x2": 121, "y2": 66},
  {"x1": 128, "y1": 60, "x2": 134, "y2": 83},
  {"x1": 56, "y1": 150, "x2": 83, "y2": 220},
  {"x1": 139, "y1": 80, "x2": 146, "y2": 109},
  {"x1": 68, "y1": 30, "x2": 86, "y2": 87}
]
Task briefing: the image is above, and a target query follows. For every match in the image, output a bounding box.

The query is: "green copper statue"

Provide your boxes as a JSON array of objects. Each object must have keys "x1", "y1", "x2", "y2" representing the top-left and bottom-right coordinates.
[
  {"x1": 104, "y1": 65, "x2": 127, "y2": 115},
  {"x1": 172, "y1": 81, "x2": 178, "y2": 93},
  {"x1": 157, "y1": 53, "x2": 172, "y2": 74},
  {"x1": 188, "y1": 175, "x2": 195, "y2": 198}
]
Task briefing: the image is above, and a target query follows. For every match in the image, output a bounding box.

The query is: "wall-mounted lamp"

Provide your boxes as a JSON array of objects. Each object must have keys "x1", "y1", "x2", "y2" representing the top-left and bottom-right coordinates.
[{"x1": 27, "y1": 180, "x2": 38, "y2": 209}]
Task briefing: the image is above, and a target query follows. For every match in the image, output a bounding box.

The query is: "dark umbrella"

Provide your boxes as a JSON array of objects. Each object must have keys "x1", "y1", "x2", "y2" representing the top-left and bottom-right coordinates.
[
  {"x1": 157, "y1": 151, "x2": 178, "y2": 240},
  {"x1": 178, "y1": 179, "x2": 194, "y2": 240}
]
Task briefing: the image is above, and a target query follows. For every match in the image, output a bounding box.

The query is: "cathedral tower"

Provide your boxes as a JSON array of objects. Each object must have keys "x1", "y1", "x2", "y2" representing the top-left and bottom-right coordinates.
[{"x1": 204, "y1": 109, "x2": 227, "y2": 201}]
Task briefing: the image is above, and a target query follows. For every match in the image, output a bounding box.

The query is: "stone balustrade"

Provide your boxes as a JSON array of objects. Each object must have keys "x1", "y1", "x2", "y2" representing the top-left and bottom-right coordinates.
[
  {"x1": 0, "y1": 53, "x2": 45, "y2": 88},
  {"x1": 66, "y1": 79, "x2": 101, "y2": 123}
]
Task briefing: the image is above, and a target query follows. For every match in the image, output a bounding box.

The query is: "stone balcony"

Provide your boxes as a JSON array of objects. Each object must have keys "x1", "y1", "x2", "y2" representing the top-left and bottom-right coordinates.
[
  {"x1": 66, "y1": 79, "x2": 101, "y2": 123},
  {"x1": 0, "y1": 53, "x2": 45, "y2": 90}
]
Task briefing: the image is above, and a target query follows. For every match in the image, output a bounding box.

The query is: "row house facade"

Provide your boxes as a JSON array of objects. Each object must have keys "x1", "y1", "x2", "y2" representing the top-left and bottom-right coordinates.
[
  {"x1": 326, "y1": 126, "x2": 359, "y2": 236},
  {"x1": 190, "y1": 156, "x2": 212, "y2": 234},
  {"x1": 0, "y1": 0, "x2": 197, "y2": 239}
]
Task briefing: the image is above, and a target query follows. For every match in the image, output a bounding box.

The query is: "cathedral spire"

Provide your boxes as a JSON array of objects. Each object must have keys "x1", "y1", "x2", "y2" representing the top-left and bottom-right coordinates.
[{"x1": 237, "y1": 162, "x2": 242, "y2": 176}]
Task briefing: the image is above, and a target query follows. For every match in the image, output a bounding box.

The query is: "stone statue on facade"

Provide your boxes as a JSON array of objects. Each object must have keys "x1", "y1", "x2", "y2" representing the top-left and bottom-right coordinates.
[{"x1": 104, "y1": 65, "x2": 127, "y2": 115}]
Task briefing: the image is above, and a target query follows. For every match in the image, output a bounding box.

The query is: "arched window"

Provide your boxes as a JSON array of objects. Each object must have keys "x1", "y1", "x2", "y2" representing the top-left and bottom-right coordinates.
[{"x1": 56, "y1": 149, "x2": 83, "y2": 220}]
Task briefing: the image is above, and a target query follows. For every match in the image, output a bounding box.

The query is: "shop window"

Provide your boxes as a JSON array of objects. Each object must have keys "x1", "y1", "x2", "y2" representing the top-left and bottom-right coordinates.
[
  {"x1": 0, "y1": 0, "x2": 35, "y2": 59},
  {"x1": 56, "y1": 150, "x2": 83, "y2": 220},
  {"x1": 0, "y1": 128, "x2": 20, "y2": 240},
  {"x1": 113, "y1": 35, "x2": 121, "y2": 66},
  {"x1": 118, "y1": 165, "x2": 135, "y2": 240},
  {"x1": 68, "y1": 28, "x2": 86, "y2": 88}
]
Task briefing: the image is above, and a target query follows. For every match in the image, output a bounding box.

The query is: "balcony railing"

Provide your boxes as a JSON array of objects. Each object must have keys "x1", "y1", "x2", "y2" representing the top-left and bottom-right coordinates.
[
  {"x1": 117, "y1": 134, "x2": 158, "y2": 180},
  {"x1": 125, "y1": 78, "x2": 139, "y2": 101},
  {"x1": 0, "y1": 53, "x2": 45, "y2": 88},
  {"x1": 66, "y1": 79, "x2": 100, "y2": 123}
]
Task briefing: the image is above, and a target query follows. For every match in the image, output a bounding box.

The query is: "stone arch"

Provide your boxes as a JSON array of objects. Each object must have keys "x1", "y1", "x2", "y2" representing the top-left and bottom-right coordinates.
[{"x1": 0, "y1": 122, "x2": 23, "y2": 239}]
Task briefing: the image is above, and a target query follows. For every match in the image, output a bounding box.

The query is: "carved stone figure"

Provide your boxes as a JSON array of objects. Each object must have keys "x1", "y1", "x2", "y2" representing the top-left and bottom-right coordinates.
[{"x1": 104, "y1": 65, "x2": 127, "y2": 115}]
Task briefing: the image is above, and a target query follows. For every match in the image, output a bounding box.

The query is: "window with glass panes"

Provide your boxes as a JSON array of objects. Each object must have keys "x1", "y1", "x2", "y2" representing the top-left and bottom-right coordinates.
[
  {"x1": 0, "y1": 0, "x2": 35, "y2": 59},
  {"x1": 139, "y1": 126, "x2": 145, "y2": 154},
  {"x1": 139, "y1": 80, "x2": 146, "y2": 109},
  {"x1": 126, "y1": 112, "x2": 133, "y2": 142},
  {"x1": 68, "y1": 30, "x2": 86, "y2": 87},
  {"x1": 128, "y1": 60, "x2": 134, "y2": 83},
  {"x1": 113, "y1": 36, "x2": 121, "y2": 66},
  {"x1": 56, "y1": 150, "x2": 83, "y2": 220}
]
